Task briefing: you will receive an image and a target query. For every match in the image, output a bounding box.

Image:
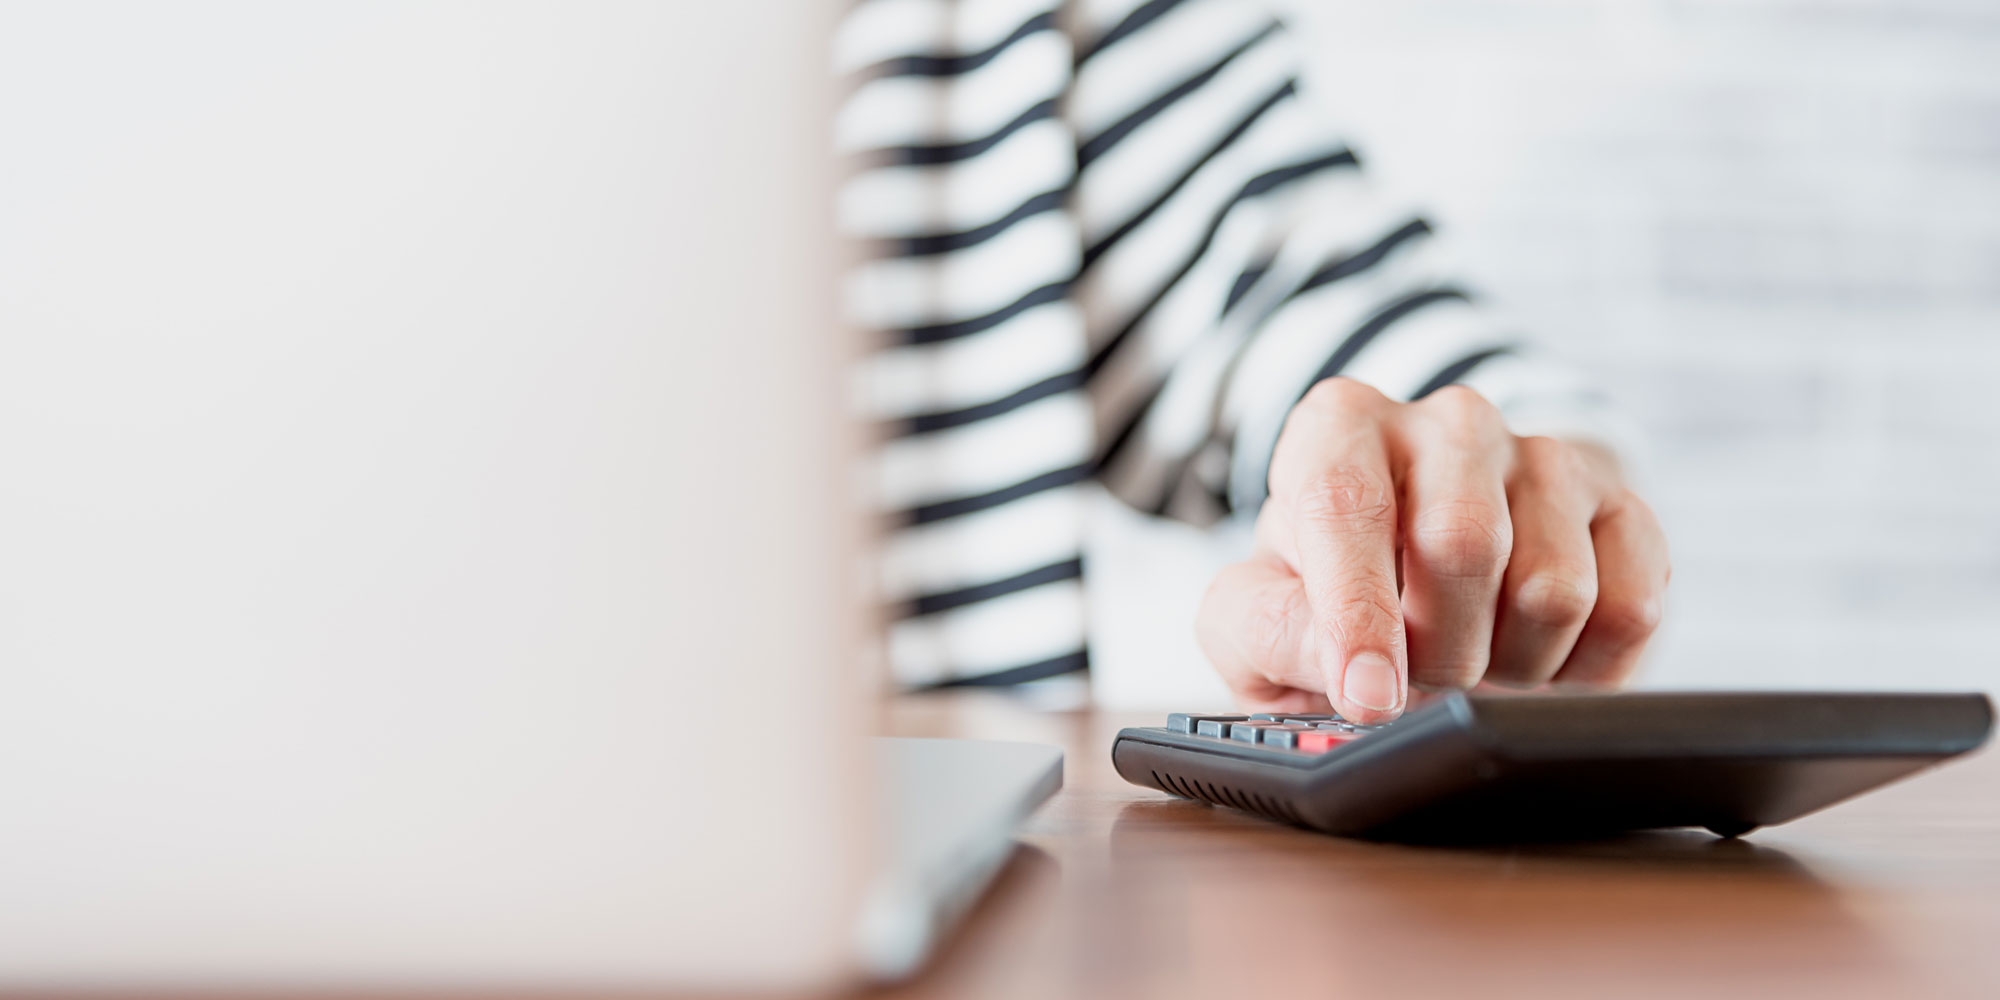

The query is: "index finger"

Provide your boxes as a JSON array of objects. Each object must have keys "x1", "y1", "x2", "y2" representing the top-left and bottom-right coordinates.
[{"x1": 1270, "y1": 380, "x2": 1407, "y2": 722}]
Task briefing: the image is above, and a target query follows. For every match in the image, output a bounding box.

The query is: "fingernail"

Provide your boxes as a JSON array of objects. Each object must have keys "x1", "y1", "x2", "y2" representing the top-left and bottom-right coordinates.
[{"x1": 1342, "y1": 652, "x2": 1402, "y2": 713}]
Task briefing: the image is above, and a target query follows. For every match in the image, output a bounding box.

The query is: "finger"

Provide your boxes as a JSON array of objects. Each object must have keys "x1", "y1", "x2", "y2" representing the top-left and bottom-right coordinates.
[
  {"x1": 1396, "y1": 387, "x2": 1514, "y2": 691},
  {"x1": 1271, "y1": 378, "x2": 1407, "y2": 722},
  {"x1": 1553, "y1": 494, "x2": 1669, "y2": 688},
  {"x1": 1486, "y1": 438, "x2": 1599, "y2": 687},
  {"x1": 1194, "y1": 554, "x2": 1330, "y2": 711}
]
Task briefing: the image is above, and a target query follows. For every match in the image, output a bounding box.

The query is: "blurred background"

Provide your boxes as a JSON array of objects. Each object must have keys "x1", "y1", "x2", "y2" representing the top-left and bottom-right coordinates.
[
  {"x1": 6, "y1": 0, "x2": 1990, "y2": 707},
  {"x1": 1093, "y1": 0, "x2": 2000, "y2": 703}
]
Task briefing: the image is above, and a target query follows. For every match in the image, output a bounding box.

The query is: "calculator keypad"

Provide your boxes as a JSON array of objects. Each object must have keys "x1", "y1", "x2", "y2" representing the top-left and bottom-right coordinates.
[{"x1": 1166, "y1": 712, "x2": 1384, "y2": 754}]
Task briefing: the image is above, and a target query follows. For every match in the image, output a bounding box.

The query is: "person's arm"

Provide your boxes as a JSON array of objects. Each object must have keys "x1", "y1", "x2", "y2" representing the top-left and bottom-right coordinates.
[
  {"x1": 1044, "y1": 2, "x2": 1671, "y2": 717},
  {"x1": 833, "y1": 0, "x2": 1669, "y2": 698}
]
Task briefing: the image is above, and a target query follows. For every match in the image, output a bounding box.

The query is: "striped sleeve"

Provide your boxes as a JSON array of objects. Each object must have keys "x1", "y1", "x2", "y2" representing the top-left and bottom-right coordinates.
[
  {"x1": 839, "y1": 0, "x2": 1094, "y2": 689},
  {"x1": 837, "y1": 0, "x2": 1627, "y2": 689},
  {"x1": 1065, "y1": 0, "x2": 1626, "y2": 523}
]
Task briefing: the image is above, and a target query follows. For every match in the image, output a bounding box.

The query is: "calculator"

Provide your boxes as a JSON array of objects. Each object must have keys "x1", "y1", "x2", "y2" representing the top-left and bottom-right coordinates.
[{"x1": 1111, "y1": 691, "x2": 1994, "y2": 841}]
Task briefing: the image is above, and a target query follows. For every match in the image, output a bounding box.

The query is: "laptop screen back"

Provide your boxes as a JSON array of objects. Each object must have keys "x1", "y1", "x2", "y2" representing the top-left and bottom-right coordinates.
[{"x1": 0, "y1": 1, "x2": 873, "y2": 987}]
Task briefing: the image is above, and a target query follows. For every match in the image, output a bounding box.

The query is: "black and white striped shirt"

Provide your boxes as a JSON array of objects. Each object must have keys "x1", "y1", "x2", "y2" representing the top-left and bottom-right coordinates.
[{"x1": 837, "y1": 0, "x2": 1616, "y2": 689}]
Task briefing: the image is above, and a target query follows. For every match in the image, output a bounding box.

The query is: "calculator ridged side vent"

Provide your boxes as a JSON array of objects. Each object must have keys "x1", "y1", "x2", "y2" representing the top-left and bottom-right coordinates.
[{"x1": 1151, "y1": 770, "x2": 1305, "y2": 827}]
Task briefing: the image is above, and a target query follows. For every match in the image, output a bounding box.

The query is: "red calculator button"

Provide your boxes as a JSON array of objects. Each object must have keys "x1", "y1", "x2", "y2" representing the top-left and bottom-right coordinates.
[{"x1": 1297, "y1": 730, "x2": 1361, "y2": 753}]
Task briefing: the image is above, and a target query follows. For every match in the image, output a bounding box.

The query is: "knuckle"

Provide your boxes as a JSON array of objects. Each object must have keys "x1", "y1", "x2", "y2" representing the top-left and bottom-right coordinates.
[
  {"x1": 1603, "y1": 488, "x2": 1664, "y2": 533},
  {"x1": 1300, "y1": 376, "x2": 1387, "y2": 416},
  {"x1": 1417, "y1": 384, "x2": 1501, "y2": 425},
  {"x1": 1408, "y1": 502, "x2": 1512, "y2": 579},
  {"x1": 1602, "y1": 486, "x2": 1643, "y2": 515},
  {"x1": 1511, "y1": 571, "x2": 1597, "y2": 630},
  {"x1": 1295, "y1": 466, "x2": 1396, "y2": 533},
  {"x1": 1593, "y1": 595, "x2": 1664, "y2": 646},
  {"x1": 1518, "y1": 434, "x2": 1586, "y2": 481}
]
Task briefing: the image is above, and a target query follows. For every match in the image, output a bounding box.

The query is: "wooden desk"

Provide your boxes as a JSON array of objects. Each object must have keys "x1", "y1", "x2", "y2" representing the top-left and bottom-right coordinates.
[{"x1": 882, "y1": 692, "x2": 2000, "y2": 1000}]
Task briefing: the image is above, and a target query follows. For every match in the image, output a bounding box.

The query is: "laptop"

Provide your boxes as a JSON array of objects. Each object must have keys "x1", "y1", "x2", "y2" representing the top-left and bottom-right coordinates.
[{"x1": 0, "y1": 1, "x2": 1057, "y2": 989}]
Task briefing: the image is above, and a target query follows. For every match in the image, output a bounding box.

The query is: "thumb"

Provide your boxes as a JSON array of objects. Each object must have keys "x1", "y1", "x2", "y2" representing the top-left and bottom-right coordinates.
[{"x1": 1196, "y1": 555, "x2": 1325, "y2": 708}]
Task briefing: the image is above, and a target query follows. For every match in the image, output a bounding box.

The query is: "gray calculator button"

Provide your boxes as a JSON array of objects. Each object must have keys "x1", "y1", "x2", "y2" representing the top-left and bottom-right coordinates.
[
  {"x1": 1195, "y1": 719, "x2": 1235, "y2": 738},
  {"x1": 1171, "y1": 713, "x2": 1247, "y2": 734},
  {"x1": 1230, "y1": 722, "x2": 1280, "y2": 743},
  {"x1": 1260, "y1": 725, "x2": 1312, "y2": 749}
]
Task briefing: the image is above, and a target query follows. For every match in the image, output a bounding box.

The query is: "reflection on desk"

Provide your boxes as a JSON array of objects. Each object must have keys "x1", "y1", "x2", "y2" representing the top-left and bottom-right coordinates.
[{"x1": 881, "y1": 692, "x2": 2000, "y2": 1000}]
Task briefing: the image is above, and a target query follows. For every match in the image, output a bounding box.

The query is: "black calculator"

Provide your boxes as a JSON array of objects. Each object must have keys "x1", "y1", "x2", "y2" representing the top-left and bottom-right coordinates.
[{"x1": 1112, "y1": 691, "x2": 1994, "y2": 841}]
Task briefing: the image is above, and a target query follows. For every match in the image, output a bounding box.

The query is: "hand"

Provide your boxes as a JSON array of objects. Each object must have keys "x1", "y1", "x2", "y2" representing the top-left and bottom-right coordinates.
[{"x1": 1196, "y1": 378, "x2": 1670, "y2": 723}]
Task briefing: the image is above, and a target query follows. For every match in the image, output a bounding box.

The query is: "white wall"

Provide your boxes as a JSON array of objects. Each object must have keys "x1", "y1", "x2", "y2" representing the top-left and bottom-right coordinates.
[{"x1": 1092, "y1": 0, "x2": 2000, "y2": 705}]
